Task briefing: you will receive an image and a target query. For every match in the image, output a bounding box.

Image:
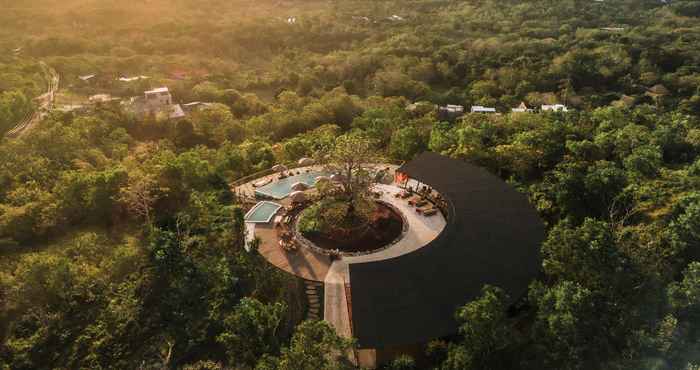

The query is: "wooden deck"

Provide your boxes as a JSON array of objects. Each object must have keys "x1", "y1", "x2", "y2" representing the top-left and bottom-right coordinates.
[{"x1": 255, "y1": 222, "x2": 332, "y2": 282}]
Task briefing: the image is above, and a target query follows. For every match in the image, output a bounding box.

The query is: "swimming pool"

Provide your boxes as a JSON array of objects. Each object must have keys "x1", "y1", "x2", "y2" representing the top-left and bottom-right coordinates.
[
  {"x1": 245, "y1": 201, "x2": 282, "y2": 223},
  {"x1": 255, "y1": 171, "x2": 328, "y2": 199}
]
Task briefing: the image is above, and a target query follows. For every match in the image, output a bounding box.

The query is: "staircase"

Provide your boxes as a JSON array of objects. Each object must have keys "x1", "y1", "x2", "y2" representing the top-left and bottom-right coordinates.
[{"x1": 304, "y1": 280, "x2": 324, "y2": 320}]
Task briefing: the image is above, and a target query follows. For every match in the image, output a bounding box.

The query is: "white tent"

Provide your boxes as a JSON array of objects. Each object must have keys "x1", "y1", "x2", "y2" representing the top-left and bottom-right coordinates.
[
  {"x1": 290, "y1": 191, "x2": 307, "y2": 203},
  {"x1": 298, "y1": 157, "x2": 315, "y2": 166},
  {"x1": 272, "y1": 164, "x2": 287, "y2": 172},
  {"x1": 291, "y1": 182, "x2": 309, "y2": 191}
]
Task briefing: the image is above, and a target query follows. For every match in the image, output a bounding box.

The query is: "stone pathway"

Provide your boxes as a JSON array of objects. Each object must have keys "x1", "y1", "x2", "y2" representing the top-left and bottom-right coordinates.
[
  {"x1": 324, "y1": 260, "x2": 352, "y2": 337},
  {"x1": 304, "y1": 280, "x2": 324, "y2": 321}
]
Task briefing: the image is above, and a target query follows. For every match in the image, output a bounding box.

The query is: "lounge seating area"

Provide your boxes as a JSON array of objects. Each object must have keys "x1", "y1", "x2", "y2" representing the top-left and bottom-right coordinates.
[
  {"x1": 396, "y1": 188, "x2": 442, "y2": 217},
  {"x1": 275, "y1": 220, "x2": 298, "y2": 252},
  {"x1": 271, "y1": 198, "x2": 314, "y2": 253}
]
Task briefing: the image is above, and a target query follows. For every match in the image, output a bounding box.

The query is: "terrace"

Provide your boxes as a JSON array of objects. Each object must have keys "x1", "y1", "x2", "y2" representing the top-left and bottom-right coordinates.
[{"x1": 233, "y1": 163, "x2": 448, "y2": 283}]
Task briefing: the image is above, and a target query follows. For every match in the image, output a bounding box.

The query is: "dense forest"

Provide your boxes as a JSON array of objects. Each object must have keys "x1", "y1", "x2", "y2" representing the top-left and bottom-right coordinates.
[{"x1": 1, "y1": 0, "x2": 700, "y2": 369}]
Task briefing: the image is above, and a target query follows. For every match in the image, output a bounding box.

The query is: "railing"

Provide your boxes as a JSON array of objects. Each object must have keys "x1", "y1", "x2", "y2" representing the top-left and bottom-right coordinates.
[
  {"x1": 230, "y1": 162, "x2": 311, "y2": 188},
  {"x1": 231, "y1": 161, "x2": 404, "y2": 188}
]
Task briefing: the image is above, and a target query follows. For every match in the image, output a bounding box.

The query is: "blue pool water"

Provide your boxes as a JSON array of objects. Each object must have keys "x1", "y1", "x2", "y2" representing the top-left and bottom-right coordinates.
[
  {"x1": 245, "y1": 201, "x2": 282, "y2": 223},
  {"x1": 255, "y1": 171, "x2": 327, "y2": 199}
]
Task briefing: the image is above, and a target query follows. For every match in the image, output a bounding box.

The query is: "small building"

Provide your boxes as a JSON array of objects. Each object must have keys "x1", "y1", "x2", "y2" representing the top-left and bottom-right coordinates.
[
  {"x1": 512, "y1": 102, "x2": 533, "y2": 113},
  {"x1": 124, "y1": 87, "x2": 185, "y2": 121},
  {"x1": 470, "y1": 105, "x2": 497, "y2": 113},
  {"x1": 438, "y1": 104, "x2": 465, "y2": 121},
  {"x1": 182, "y1": 101, "x2": 214, "y2": 113},
  {"x1": 78, "y1": 74, "x2": 96, "y2": 82},
  {"x1": 541, "y1": 104, "x2": 569, "y2": 112},
  {"x1": 118, "y1": 75, "x2": 149, "y2": 82},
  {"x1": 145, "y1": 87, "x2": 173, "y2": 110},
  {"x1": 89, "y1": 94, "x2": 120, "y2": 104},
  {"x1": 56, "y1": 104, "x2": 89, "y2": 114}
]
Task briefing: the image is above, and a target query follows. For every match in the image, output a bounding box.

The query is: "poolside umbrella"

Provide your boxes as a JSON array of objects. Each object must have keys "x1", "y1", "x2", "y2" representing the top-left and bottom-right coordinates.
[
  {"x1": 291, "y1": 182, "x2": 309, "y2": 191},
  {"x1": 330, "y1": 173, "x2": 346, "y2": 183},
  {"x1": 315, "y1": 176, "x2": 330, "y2": 184},
  {"x1": 298, "y1": 157, "x2": 314, "y2": 166},
  {"x1": 272, "y1": 164, "x2": 287, "y2": 172},
  {"x1": 290, "y1": 191, "x2": 307, "y2": 203}
]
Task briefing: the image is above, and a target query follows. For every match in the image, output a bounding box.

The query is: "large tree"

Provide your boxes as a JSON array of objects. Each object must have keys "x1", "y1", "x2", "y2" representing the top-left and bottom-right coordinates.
[{"x1": 317, "y1": 131, "x2": 379, "y2": 223}]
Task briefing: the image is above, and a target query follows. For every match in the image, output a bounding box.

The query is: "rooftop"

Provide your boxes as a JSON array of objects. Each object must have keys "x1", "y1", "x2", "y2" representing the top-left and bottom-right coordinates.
[
  {"x1": 145, "y1": 87, "x2": 170, "y2": 94},
  {"x1": 541, "y1": 104, "x2": 568, "y2": 112},
  {"x1": 350, "y1": 152, "x2": 544, "y2": 348},
  {"x1": 471, "y1": 105, "x2": 497, "y2": 113}
]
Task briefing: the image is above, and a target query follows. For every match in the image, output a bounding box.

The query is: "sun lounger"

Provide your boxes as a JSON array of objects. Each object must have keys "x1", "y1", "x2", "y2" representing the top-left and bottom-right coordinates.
[
  {"x1": 414, "y1": 199, "x2": 428, "y2": 207},
  {"x1": 423, "y1": 208, "x2": 438, "y2": 216},
  {"x1": 253, "y1": 178, "x2": 272, "y2": 188}
]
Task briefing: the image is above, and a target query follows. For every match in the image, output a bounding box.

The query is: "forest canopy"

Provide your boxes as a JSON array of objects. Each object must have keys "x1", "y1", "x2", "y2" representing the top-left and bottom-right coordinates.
[{"x1": 1, "y1": 0, "x2": 700, "y2": 369}]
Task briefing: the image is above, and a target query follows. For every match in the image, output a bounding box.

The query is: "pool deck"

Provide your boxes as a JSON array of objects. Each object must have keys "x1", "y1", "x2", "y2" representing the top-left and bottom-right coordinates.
[
  {"x1": 235, "y1": 163, "x2": 446, "y2": 350},
  {"x1": 232, "y1": 165, "x2": 327, "y2": 201},
  {"x1": 251, "y1": 182, "x2": 446, "y2": 282}
]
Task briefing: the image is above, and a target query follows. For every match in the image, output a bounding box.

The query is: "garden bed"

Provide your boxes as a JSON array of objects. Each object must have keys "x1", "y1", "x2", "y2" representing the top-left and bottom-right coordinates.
[{"x1": 296, "y1": 201, "x2": 405, "y2": 254}]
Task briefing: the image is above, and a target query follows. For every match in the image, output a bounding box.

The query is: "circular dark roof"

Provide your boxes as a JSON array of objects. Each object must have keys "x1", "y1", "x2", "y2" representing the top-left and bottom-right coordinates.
[{"x1": 349, "y1": 152, "x2": 545, "y2": 348}]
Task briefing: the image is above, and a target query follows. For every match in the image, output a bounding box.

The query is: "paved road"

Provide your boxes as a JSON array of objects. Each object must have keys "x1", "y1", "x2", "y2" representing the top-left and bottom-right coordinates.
[{"x1": 5, "y1": 62, "x2": 59, "y2": 138}]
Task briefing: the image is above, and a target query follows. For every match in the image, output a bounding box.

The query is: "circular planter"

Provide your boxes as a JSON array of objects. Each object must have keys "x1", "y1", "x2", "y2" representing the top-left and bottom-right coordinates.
[{"x1": 293, "y1": 200, "x2": 409, "y2": 257}]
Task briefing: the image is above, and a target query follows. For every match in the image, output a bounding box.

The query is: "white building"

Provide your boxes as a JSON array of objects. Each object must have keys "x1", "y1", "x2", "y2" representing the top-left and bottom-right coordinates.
[
  {"x1": 541, "y1": 104, "x2": 569, "y2": 112},
  {"x1": 471, "y1": 105, "x2": 497, "y2": 113},
  {"x1": 119, "y1": 75, "x2": 150, "y2": 82},
  {"x1": 125, "y1": 87, "x2": 185, "y2": 121},
  {"x1": 512, "y1": 102, "x2": 534, "y2": 113},
  {"x1": 89, "y1": 94, "x2": 120, "y2": 104},
  {"x1": 145, "y1": 87, "x2": 173, "y2": 110},
  {"x1": 78, "y1": 74, "x2": 96, "y2": 82}
]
